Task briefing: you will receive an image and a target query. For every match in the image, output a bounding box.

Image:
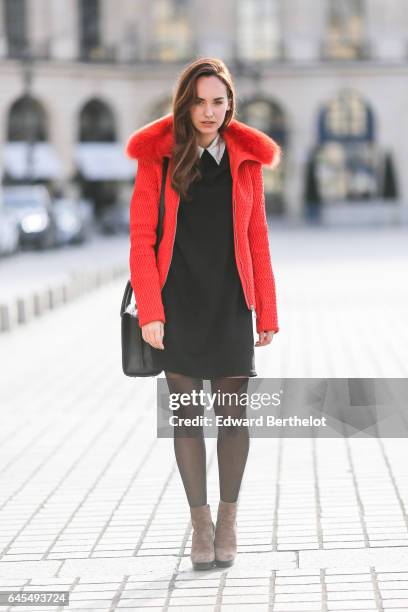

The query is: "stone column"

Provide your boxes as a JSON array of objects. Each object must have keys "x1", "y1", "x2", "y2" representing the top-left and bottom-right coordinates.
[
  {"x1": 0, "y1": 0, "x2": 6, "y2": 58},
  {"x1": 284, "y1": 126, "x2": 314, "y2": 222},
  {"x1": 108, "y1": 0, "x2": 146, "y2": 62},
  {"x1": 274, "y1": 79, "x2": 322, "y2": 221},
  {"x1": 194, "y1": 0, "x2": 236, "y2": 60},
  {"x1": 49, "y1": 0, "x2": 78, "y2": 60},
  {"x1": 28, "y1": 0, "x2": 50, "y2": 57},
  {"x1": 282, "y1": 0, "x2": 326, "y2": 62},
  {"x1": 366, "y1": 0, "x2": 408, "y2": 61}
]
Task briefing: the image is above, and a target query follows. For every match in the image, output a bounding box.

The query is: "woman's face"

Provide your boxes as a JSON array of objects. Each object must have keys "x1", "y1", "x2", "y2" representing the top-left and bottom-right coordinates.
[{"x1": 190, "y1": 75, "x2": 231, "y2": 144}]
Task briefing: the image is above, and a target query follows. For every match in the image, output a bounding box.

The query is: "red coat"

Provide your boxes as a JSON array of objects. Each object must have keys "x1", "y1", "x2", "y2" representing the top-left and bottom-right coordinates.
[{"x1": 126, "y1": 113, "x2": 281, "y2": 334}]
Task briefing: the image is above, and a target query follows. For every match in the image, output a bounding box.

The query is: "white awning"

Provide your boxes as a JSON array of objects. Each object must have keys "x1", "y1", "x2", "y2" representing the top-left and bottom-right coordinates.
[
  {"x1": 75, "y1": 142, "x2": 135, "y2": 181},
  {"x1": 3, "y1": 142, "x2": 63, "y2": 180}
]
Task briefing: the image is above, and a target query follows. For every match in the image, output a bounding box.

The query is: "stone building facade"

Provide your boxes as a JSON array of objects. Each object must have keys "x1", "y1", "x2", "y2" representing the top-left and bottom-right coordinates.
[{"x1": 0, "y1": 0, "x2": 408, "y2": 221}]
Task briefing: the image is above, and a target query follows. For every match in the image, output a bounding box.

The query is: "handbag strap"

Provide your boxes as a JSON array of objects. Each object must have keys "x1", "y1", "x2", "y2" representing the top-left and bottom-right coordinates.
[
  {"x1": 121, "y1": 157, "x2": 169, "y2": 316},
  {"x1": 155, "y1": 156, "x2": 169, "y2": 256}
]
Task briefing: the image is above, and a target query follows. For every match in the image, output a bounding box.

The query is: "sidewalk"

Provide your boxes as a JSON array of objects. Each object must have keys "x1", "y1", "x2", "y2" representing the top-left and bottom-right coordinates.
[
  {"x1": 0, "y1": 227, "x2": 408, "y2": 611},
  {"x1": 0, "y1": 235, "x2": 128, "y2": 331}
]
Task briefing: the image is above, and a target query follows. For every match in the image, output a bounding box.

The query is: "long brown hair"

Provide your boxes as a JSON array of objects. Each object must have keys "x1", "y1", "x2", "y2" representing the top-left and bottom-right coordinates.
[{"x1": 171, "y1": 57, "x2": 236, "y2": 200}]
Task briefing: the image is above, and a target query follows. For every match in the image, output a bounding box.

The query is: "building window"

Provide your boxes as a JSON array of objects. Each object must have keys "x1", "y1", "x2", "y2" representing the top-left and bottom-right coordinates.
[
  {"x1": 236, "y1": 0, "x2": 281, "y2": 61},
  {"x1": 79, "y1": 0, "x2": 101, "y2": 60},
  {"x1": 315, "y1": 90, "x2": 380, "y2": 202},
  {"x1": 7, "y1": 96, "x2": 47, "y2": 142},
  {"x1": 149, "y1": 0, "x2": 192, "y2": 61},
  {"x1": 321, "y1": 89, "x2": 372, "y2": 141},
  {"x1": 4, "y1": 0, "x2": 27, "y2": 58},
  {"x1": 325, "y1": 0, "x2": 367, "y2": 59},
  {"x1": 79, "y1": 99, "x2": 116, "y2": 142}
]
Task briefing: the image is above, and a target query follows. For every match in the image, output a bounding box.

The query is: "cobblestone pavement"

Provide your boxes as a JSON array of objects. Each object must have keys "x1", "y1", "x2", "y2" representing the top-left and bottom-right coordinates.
[{"x1": 0, "y1": 227, "x2": 407, "y2": 611}]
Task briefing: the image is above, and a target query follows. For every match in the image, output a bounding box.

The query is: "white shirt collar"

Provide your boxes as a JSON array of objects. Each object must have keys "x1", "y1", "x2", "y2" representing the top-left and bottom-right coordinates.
[{"x1": 198, "y1": 132, "x2": 225, "y2": 165}]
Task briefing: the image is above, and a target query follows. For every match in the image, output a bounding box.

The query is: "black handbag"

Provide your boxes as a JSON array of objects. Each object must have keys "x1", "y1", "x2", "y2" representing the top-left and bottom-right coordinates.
[{"x1": 120, "y1": 157, "x2": 169, "y2": 377}]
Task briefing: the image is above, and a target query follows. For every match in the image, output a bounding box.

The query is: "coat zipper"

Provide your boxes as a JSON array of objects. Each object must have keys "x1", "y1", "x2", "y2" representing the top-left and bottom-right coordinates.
[
  {"x1": 160, "y1": 194, "x2": 180, "y2": 290},
  {"x1": 232, "y1": 197, "x2": 254, "y2": 311}
]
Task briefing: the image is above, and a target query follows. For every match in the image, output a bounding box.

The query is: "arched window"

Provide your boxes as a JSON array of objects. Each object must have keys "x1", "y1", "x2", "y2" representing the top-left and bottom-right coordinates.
[
  {"x1": 4, "y1": 0, "x2": 27, "y2": 58},
  {"x1": 75, "y1": 99, "x2": 134, "y2": 208},
  {"x1": 79, "y1": 0, "x2": 101, "y2": 60},
  {"x1": 240, "y1": 98, "x2": 286, "y2": 214},
  {"x1": 79, "y1": 99, "x2": 116, "y2": 142},
  {"x1": 7, "y1": 96, "x2": 47, "y2": 142},
  {"x1": 4, "y1": 96, "x2": 63, "y2": 182},
  {"x1": 149, "y1": 0, "x2": 192, "y2": 61},
  {"x1": 325, "y1": 0, "x2": 367, "y2": 59},
  {"x1": 236, "y1": 0, "x2": 282, "y2": 61},
  {"x1": 316, "y1": 90, "x2": 380, "y2": 202},
  {"x1": 319, "y1": 89, "x2": 374, "y2": 143}
]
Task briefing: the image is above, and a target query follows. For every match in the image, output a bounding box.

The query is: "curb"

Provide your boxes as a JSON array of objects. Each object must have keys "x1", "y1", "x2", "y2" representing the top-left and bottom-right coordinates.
[{"x1": 0, "y1": 264, "x2": 128, "y2": 333}]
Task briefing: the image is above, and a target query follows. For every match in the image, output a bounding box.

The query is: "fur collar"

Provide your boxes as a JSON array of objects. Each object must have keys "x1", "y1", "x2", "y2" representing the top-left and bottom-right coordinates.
[{"x1": 126, "y1": 113, "x2": 281, "y2": 168}]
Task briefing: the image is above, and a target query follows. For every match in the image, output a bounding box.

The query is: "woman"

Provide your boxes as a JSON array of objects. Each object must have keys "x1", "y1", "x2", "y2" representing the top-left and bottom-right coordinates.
[{"x1": 126, "y1": 57, "x2": 281, "y2": 570}]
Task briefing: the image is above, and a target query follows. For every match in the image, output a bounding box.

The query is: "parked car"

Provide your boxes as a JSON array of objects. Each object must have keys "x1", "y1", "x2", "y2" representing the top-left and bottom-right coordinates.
[
  {"x1": 3, "y1": 185, "x2": 56, "y2": 250},
  {"x1": 100, "y1": 202, "x2": 129, "y2": 234},
  {"x1": 77, "y1": 198, "x2": 95, "y2": 234},
  {"x1": 53, "y1": 197, "x2": 94, "y2": 245},
  {"x1": 0, "y1": 207, "x2": 20, "y2": 256}
]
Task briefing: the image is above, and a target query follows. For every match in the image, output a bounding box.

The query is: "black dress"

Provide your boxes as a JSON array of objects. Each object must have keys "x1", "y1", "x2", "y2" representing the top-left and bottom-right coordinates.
[{"x1": 151, "y1": 146, "x2": 257, "y2": 379}]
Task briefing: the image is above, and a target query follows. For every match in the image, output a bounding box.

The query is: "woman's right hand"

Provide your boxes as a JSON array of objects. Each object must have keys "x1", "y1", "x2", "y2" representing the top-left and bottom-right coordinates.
[{"x1": 142, "y1": 321, "x2": 164, "y2": 350}]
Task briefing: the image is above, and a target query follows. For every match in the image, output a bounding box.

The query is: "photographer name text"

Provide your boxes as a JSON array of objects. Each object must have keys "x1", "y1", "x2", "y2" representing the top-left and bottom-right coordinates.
[{"x1": 169, "y1": 415, "x2": 327, "y2": 427}]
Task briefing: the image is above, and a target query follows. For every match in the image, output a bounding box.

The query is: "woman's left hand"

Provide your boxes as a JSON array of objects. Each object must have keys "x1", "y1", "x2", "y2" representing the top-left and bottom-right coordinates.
[{"x1": 255, "y1": 331, "x2": 275, "y2": 347}]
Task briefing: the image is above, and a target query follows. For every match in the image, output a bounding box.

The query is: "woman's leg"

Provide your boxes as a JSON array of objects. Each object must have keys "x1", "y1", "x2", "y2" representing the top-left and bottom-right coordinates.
[
  {"x1": 210, "y1": 376, "x2": 250, "y2": 503},
  {"x1": 165, "y1": 371, "x2": 207, "y2": 507}
]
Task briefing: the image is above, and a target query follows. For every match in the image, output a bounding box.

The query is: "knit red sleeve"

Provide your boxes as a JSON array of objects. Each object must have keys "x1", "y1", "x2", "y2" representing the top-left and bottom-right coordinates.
[
  {"x1": 129, "y1": 159, "x2": 166, "y2": 328},
  {"x1": 248, "y1": 163, "x2": 279, "y2": 334}
]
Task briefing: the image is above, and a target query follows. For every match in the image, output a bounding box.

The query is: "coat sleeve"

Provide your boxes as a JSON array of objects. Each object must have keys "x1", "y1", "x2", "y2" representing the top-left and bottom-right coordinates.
[
  {"x1": 129, "y1": 158, "x2": 166, "y2": 328},
  {"x1": 248, "y1": 162, "x2": 279, "y2": 334}
]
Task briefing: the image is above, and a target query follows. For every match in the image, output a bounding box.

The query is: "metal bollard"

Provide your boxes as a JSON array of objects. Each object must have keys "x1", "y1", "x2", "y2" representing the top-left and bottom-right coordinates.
[
  {"x1": 62, "y1": 283, "x2": 70, "y2": 303},
  {"x1": 0, "y1": 304, "x2": 11, "y2": 332},
  {"x1": 33, "y1": 293, "x2": 43, "y2": 316},
  {"x1": 16, "y1": 298, "x2": 27, "y2": 324}
]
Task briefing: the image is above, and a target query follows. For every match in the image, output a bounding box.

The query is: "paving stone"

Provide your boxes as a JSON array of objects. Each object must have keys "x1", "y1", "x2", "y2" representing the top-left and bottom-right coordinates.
[
  {"x1": 326, "y1": 581, "x2": 373, "y2": 589},
  {"x1": 223, "y1": 586, "x2": 270, "y2": 596},
  {"x1": 218, "y1": 607, "x2": 269, "y2": 612},
  {"x1": 218, "y1": 594, "x2": 269, "y2": 604},
  {"x1": 60, "y1": 556, "x2": 176, "y2": 578},
  {"x1": 225, "y1": 577, "x2": 269, "y2": 585},
  {"x1": 0, "y1": 560, "x2": 60, "y2": 577},
  {"x1": 120, "y1": 597, "x2": 167, "y2": 606},
  {"x1": 166, "y1": 607, "x2": 219, "y2": 612},
  {"x1": 300, "y1": 547, "x2": 408, "y2": 569},
  {"x1": 272, "y1": 603, "x2": 322, "y2": 611},
  {"x1": 379, "y1": 580, "x2": 408, "y2": 588},
  {"x1": 381, "y1": 589, "x2": 408, "y2": 598},
  {"x1": 274, "y1": 583, "x2": 322, "y2": 592},
  {"x1": 327, "y1": 590, "x2": 375, "y2": 600},
  {"x1": 325, "y1": 604, "x2": 377, "y2": 611},
  {"x1": 275, "y1": 592, "x2": 321, "y2": 602},
  {"x1": 172, "y1": 585, "x2": 218, "y2": 594},
  {"x1": 1, "y1": 229, "x2": 408, "y2": 605}
]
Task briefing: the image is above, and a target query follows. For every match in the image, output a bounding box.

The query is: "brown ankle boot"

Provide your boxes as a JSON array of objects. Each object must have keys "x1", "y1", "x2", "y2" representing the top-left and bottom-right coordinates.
[
  {"x1": 214, "y1": 500, "x2": 238, "y2": 567},
  {"x1": 190, "y1": 504, "x2": 215, "y2": 570}
]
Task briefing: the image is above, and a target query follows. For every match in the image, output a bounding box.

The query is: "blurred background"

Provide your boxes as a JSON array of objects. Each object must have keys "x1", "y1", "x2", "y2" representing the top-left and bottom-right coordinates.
[
  {"x1": 0, "y1": 0, "x2": 407, "y2": 353},
  {"x1": 1, "y1": 0, "x2": 407, "y2": 254}
]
